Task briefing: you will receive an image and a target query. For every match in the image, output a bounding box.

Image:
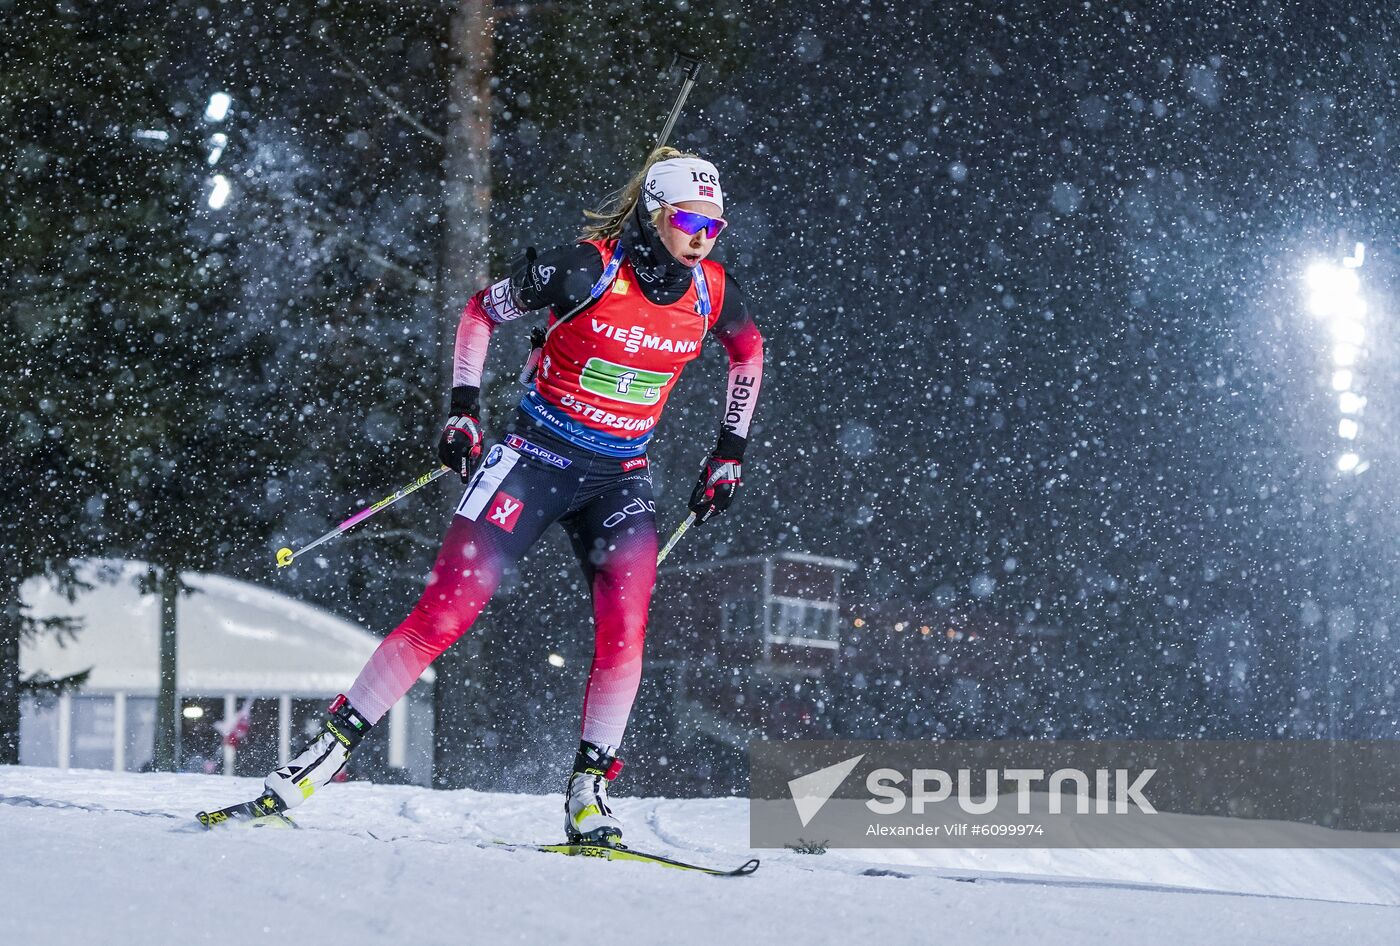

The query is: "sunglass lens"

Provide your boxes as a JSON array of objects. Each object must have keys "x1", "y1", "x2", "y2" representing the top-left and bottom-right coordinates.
[
  {"x1": 671, "y1": 209, "x2": 726, "y2": 239},
  {"x1": 670, "y1": 210, "x2": 703, "y2": 234}
]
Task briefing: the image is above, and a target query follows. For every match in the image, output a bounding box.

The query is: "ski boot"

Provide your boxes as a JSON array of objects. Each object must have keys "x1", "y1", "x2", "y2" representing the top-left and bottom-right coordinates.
[
  {"x1": 564, "y1": 741, "x2": 625, "y2": 845},
  {"x1": 196, "y1": 791, "x2": 296, "y2": 829},
  {"x1": 263, "y1": 694, "x2": 371, "y2": 810}
]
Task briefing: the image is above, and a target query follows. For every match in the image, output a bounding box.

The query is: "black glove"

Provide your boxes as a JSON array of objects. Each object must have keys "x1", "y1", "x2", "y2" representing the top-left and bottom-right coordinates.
[
  {"x1": 437, "y1": 386, "x2": 484, "y2": 482},
  {"x1": 688, "y1": 431, "x2": 746, "y2": 525}
]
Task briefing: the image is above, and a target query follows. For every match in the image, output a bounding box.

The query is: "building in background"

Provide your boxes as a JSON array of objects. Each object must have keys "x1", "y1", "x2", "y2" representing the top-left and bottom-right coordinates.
[
  {"x1": 18, "y1": 559, "x2": 433, "y2": 785},
  {"x1": 627, "y1": 552, "x2": 855, "y2": 795}
]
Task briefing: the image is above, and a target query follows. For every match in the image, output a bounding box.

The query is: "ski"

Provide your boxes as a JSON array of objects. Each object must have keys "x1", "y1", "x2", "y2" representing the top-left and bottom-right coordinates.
[
  {"x1": 497, "y1": 840, "x2": 759, "y2": 876},
  {"x1": 191, "y1": 800, "x2": 757, "y2": 876},
  {"x1": 195, "y1": 793, "x2": 297, "y2": 830}
]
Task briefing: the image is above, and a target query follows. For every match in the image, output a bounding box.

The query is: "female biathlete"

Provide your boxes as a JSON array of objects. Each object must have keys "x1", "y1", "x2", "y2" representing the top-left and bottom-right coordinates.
[{"x1": 221, "y1": 149, "x2": 763, "y2": 843}]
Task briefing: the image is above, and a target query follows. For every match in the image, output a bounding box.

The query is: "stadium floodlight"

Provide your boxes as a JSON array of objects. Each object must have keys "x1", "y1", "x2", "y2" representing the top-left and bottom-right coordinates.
[
  {"x1": 207, "y1": 132, "x2": 227, "y2": 166},
  {"x1": 1330, "y1": 319, "x2": 1365, "y2": 347},
  {"x1": 205, "y1": 92, "x2": 232, "y2": 122},
  {"x1": 1331, "y1": 295, "x2": 1367, "y2": 322},
  {"x1": 207, "y1": 174, "x2": 231, "y2": 209},
  {"x1": 1306, "y1": 251, "x2": 1374, "y2": 478},
  {"x1": 1339, "y1": 391, "x2": 1366, "y2": 415},
  {"x1": 1307, "y1": 262, "x2": 1361, "y2": 316}
]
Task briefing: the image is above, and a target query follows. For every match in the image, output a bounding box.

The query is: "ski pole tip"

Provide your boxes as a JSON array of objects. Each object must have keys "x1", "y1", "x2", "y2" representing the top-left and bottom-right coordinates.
[{"x1": 275, "y1": 547, "x2": 294, "y2": 568}]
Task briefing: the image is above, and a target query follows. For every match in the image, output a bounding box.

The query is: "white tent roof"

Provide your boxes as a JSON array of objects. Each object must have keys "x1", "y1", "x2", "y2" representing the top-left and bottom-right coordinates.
[{"x1": 21, "y1": 559, "x2": 432, "y2": 697}]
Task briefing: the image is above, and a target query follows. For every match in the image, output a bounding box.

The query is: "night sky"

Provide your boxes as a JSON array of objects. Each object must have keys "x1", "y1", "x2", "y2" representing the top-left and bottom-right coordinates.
[{"x1": 11, "y1": 2, "x2": 1400, "y2": 776}]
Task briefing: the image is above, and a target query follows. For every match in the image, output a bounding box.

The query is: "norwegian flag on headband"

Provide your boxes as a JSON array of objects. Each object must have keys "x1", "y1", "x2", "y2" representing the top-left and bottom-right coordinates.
[
  {"x1": 643, "y1": 157, "x2": 724, "y2": 214},
  {"x1": 217, "y1": 700, "x2": 253, "y2": 749}
]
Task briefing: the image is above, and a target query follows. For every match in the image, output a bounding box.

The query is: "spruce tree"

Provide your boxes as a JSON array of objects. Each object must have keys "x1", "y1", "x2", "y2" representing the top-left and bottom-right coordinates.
[{"x1": 0, "y1": 5, "x2": 262, "y2": 765}]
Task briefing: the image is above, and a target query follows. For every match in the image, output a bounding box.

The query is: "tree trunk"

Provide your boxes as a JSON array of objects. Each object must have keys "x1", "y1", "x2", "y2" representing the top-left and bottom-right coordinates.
[
  {"x1": 440, "y1": 0, "x2": 494, "y2": 345},
  {"x1": 0, "y1": 580, "x2": 20, "y2": 764},
  {"x1": 433, "y1": 0, "x2": 495, "y2": 788},
  {"x1": 152, "y1": 566, "x2": 180, "y2": 771}
]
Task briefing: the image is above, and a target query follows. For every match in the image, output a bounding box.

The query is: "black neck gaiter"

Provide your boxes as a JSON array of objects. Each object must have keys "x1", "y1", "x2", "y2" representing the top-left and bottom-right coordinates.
[{"x1": 621, "y1": 203, "x2": 694, "y2": 305}]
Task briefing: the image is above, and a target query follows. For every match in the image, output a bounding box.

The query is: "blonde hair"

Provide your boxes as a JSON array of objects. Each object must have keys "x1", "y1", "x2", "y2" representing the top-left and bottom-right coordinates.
[{"x1": 581, "y1": 145, "x2": 700, "y2": 241}]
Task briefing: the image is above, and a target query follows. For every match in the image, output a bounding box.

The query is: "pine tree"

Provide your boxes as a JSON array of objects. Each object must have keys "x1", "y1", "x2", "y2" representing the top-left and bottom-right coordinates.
[{"x1": 0, "y1": 5, "x2": 263, "y2": 765}]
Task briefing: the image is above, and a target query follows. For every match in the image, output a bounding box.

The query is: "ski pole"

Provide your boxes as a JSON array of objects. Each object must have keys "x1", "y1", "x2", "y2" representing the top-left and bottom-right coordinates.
[
  {"x1": 648, "y1": 57, "x2": 704, "y2": 570},
  {"x1": 651, "y1": 54, "x2": 706, "y2": 155},
  {"x1": 275, "y1": 467, "x2": 450, "y2": 568},
  {"x1": 656, "y1": 512, "x2": 696, "y2": 566}
]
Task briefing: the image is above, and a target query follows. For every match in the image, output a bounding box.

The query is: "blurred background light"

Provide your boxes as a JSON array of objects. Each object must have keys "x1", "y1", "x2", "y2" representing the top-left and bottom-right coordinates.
[
  {"x1": 205, "y1": 91, "x2": 232, "y2": 122},
  {"x1": 1330, "y1": 319, "x2": 1364, "y2": 347},
  {"x1": 1339, "y1": 392, "x2": 1366, "y2": 415},
  {"x1": 1306, "y1": 262, "x2": 1360, "y2": 314},
  {"x1": 207, "y1": 174, "x2": 231, "y2": 209}
]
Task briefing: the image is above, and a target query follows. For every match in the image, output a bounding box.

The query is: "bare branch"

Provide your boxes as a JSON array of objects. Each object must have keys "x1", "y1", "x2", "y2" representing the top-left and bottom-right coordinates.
[
  {"x1": 238, "y1": 175, "x2": 435, "y2": 294},
  {"x1": 305, "y1": 214, "x2": 435, "y2": 293},
  {"x1": 361, "y1": 0, "x2": 556, "y2": 16},
  {"x1": 497, "y1": 2, "x2": 558, "y2": 17},
  {"x1": 313, "y1": 26, "x2": 444, "y2": 146}
]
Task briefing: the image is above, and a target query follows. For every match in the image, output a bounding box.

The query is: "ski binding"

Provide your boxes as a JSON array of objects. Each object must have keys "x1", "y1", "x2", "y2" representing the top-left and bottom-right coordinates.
[{"x1": 195, "y1": 793, "x2": 297, "y2": 830}]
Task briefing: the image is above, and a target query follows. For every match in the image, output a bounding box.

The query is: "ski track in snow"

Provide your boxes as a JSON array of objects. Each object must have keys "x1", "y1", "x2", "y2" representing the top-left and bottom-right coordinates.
[{"x1": 2, "y1": 766, "x2": 1398, "y2": 946}]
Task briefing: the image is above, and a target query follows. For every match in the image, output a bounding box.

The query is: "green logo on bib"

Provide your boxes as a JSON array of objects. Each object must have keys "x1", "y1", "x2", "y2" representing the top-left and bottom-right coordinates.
[{"x1": 580, "y1": 358, "x2": 674, "y2": 405}]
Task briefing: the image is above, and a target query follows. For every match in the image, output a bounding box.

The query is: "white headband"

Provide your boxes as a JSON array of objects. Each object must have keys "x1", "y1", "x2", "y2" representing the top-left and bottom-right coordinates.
[{"x1": 642, "y1": 157, "x2": 724, "y2": 215}]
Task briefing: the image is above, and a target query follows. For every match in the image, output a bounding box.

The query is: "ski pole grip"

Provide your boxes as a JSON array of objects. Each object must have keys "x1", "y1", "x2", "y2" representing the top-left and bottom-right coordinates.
[
  {"x1": 653, "y1": 54, "x2": 708, "y2": 155},
  {"x1": 518, "y1": 327, "x2": 546, "y2": 386},
  {"x1": 669, "y1": 53, "x2": 705, "y2": 82}
]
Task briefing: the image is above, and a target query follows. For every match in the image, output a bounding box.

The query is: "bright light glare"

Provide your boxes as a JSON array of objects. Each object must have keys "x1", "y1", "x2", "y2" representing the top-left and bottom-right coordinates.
[
  {"x1": 1331, "y1": 319, "x2": 1365, "y2": 347},
  {"x1": 1333, "y1": 344, "x2": 1358, "y2": 367},
  {"x1": 207, "y1": 174, "x2": 231, "y2": 209},
  {"x1": 205, "y1": 92, "x2": 232, "y2": 122},
  {"x1": 182, "y1": 706, "x2": 205, "y2": 720},
  {"x1": 547, "y1": 652, "x2": 565, "y2": 668},
  {"x1": 1337, "y1": 452, "x2": 1361, "y2": 472},
  {"x1": 207, "y1": 132, "x2": 227, "y2": 166},
  {"x1": 1334, "y1": 295, "x2": 1367, "y2": 321},
  {"x1": 1331, "y1": 369, "x2": 1354, "y2": 392},
  {"x1": 1339, "y1": 418, "x2": 1360, "y2": 440},
  {"x1": 1343, "y1": 242, "x2": 1366, "y2": 268},
  {"x1": 1313, "y1": 294, "x2": 1367, "y2": 325},
  {"x1": 1339, "y1": 392, "x2": 1367, "y2": 415},
  {"x1": 1307, "y1": 262, "x2": 1360, "y2": 300}
]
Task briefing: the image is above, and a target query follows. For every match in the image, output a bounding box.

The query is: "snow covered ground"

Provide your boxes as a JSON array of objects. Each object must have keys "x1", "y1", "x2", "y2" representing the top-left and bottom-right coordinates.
[{"x1": 2, "y1": 766, "x2": 1398, "y2": 945}]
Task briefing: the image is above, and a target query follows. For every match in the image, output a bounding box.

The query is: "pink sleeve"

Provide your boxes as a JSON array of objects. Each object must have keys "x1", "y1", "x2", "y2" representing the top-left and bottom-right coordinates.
[
  {"x1": 716, "y1": 320, "x2": 763, "y2": 439},
  {"x1": 453, "y1": 291, "x2": 496, "y2": 388}
]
